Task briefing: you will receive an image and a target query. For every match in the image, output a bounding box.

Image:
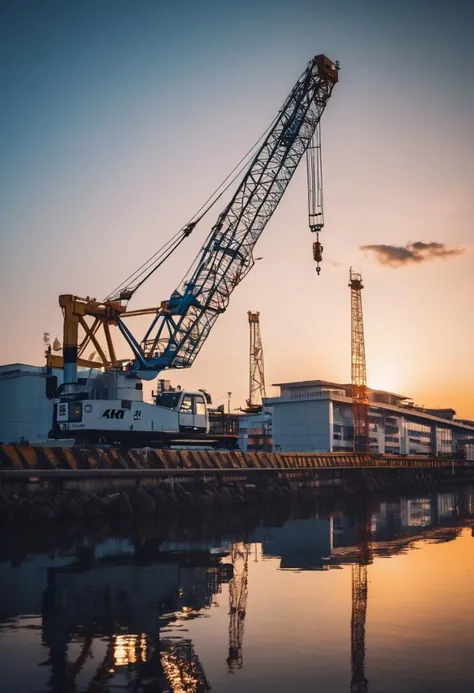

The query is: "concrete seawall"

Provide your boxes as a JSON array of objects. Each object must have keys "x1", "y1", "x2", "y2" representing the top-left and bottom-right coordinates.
[
  {"x1": 0, "y1": 445, "x2": 472, "y2": 528},
  {"x1": 0, "y1": 444, "x2": 466, "y2": 472}
]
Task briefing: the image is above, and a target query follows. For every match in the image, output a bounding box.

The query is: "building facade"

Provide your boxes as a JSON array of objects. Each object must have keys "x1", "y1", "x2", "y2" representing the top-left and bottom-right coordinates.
[
  {"x1": 0, "y1": 364, "x2": 62, "y2": 443},
  {"x1": 238, "y1": 409, "x2": 272, "y2": 452},
  {"x1": 0, "y1": 362, "x2": 97, "y2": 444},
  {"x1": 266, "y1": 380, "x2": 474, "y2": 458}
]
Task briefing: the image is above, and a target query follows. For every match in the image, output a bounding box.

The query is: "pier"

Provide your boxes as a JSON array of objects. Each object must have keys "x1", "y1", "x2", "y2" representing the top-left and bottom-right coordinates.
[
  {"x1": 1, "y1": 444, "x2": 469, "y2": 474},
  {"x1": 1, "y1": 444, "x2": 473, "y2": 528}
]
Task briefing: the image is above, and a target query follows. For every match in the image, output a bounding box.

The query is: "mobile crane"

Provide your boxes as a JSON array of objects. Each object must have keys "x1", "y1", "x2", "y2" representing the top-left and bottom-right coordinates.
[{"x1": 49, "y1": 54, "x2": 339, "y2": 447}]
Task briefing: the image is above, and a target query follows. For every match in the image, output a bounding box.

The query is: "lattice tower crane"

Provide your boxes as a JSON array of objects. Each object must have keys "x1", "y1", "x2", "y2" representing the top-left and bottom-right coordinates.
[
  {"x1": 160, "y1": 640, "x2": 211, "y2": 693},
  {"x1": 47, "y1": 55, "x2": 339, "y2": 389},
  {"x1": 244, "y1": 311, "x2": 266, "y2": 413},
  {"x1": 349, "y1": 269, "x2": 370, "y2": 453},
  {"x1": 350, "y1": 509, "x2": 373, "y2": 693},
  {"x1": 227, "y1": 541, "x2": 250, "y2": 673}
]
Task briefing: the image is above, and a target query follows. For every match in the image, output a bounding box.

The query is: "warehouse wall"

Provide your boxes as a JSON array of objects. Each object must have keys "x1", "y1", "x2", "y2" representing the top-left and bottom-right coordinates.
[
  {"x1": 0, "y1": 369, "x2": 55, "y2": 443},
  {"x1": 272, "y1": 399, "x2": 330, "y2": 452}
]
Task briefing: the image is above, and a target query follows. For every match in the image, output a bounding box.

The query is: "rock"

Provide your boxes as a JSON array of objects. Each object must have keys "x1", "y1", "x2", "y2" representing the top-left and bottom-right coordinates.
[
  {"x1": 150, "y1": 487, "x2": 170, "y2": 513},
  {"x1": 233, "y1": 482, "x2": 245, "y2": 496},
  {"x1": 192, "y1": 494, "x2": 207, "y2": 509},
  {"x1": 258, "y1": 488, "x2": 272, "y2": 502},
  {"x1": 0, "y1": 504, "x2": 10, "y2": 524},
  {"x1": 204, "y1": 490, "x2": 216, "y2": 504},
  {"x1": 33, "y1": 503, "x2": 57, "y2": 522},
  {"x1": 165, "y1": 490, "x2": 180, "y2": 508},
  {"x1": 53, "y1": 493, "x2": 67, "y2": 509},
  {"x1": 33, "y1": 496, "x2": 49, "y2": 506},
  {"x1": 11, "y1": 500, "x2": 35, "y2": 524},
  {"x1": 59, "y1": 499, "x2": 84, "y2": 520},
  {"x1": 217, "y1": 491, "x2": 232, "y2": 506},
  {"x1": 108, "y1": 493, "x2": 134, "y2": 520},
  {"x1": 85, "y1": 495, "x2": 108, "y2": 519},
  {"x1": 176, "y1": 490, "x2": 194, "y2": 509},
  {"x1": 130, "y1": 489, "x2": 156, "y2": 515},
  {"x1": 200, "y1": 493, "x2": 213, "y2": 508},
  {"x1": 150, "y1": 487, "x2": 167, "y2": 504},
  {"x1": 74, "y1": 494, "x2": 93, "y2": 511},
  {"x1": 202, "y1": 492, "x2": 216, "y2": 508}
]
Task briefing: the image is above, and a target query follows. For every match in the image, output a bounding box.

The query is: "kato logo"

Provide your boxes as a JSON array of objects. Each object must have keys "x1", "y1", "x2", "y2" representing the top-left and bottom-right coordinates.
[{"x1": 102, "y1": 409, "x2": 125, "y2": 420}]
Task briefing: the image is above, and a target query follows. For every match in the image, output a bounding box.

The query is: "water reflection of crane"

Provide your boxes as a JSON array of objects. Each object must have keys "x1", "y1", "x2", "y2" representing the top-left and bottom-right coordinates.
[
  {"x1": 160, "y1": 640, "x2": 211, "y2": 693},
  {"x1": 227, "y1": 541, "x2": 250, "y2": 672},
  {"x1": 41, "y1": 613, "x2": 210, "y2": 693},
  {"x1": 40, "y1": 560, "x2": 215, "y2": 693},
  {"x1": 351, "y1": 509, "x2": 373, "y2": 693}
]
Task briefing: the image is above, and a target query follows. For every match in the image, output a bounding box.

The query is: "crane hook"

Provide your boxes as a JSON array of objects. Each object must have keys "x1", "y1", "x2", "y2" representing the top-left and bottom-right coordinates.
[{"x1": 313, "y1": 232, "x2": 323, "y2": 275}]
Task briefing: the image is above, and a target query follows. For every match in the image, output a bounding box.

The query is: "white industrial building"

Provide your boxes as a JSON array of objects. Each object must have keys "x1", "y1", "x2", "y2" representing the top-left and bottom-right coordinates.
[
  {"x1": 265, "y1": 379, "x2": 474, "y2": 458},
  {"x1": 238, "y1": 408, "x2": 272, "y2": 452},
  {"x1": 0, "y1": 362, "x2": 98, "y2": 444},
  {"x1": 0, "y1": 364, "x2": 61, "y2": 443}
]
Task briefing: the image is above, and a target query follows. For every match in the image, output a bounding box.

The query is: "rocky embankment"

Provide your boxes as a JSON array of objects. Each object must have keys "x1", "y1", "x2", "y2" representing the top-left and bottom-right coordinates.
[{"x1": 0, "y1": 467, "x2": 470, "y2": 526}]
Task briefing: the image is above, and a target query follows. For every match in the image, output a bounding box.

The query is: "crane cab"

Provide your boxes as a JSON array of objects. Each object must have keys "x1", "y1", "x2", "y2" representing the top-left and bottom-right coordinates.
[{"x1": 155, "y1": 390, "x2": 208, "y2": 433}]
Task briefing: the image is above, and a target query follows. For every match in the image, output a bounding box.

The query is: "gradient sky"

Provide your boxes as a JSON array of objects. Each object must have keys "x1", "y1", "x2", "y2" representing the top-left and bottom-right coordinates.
[{"x1": 1, "y1": 0, "x2": 473, "y2": 415}]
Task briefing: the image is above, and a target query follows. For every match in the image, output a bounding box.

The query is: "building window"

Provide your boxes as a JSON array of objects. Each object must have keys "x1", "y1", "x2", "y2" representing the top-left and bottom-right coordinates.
[
  {"x1": 180, "y1": 396, "x2": 193, "y2": 412},
  {"x1": 436, "y1": 427, "x2": 453, "y2": 454},
  {"x1": 407, "y1": 420, "x2": 432, "y2": 454},
  {"x1": 194, "y1": 396, "x2": 206, "y2": 416}
]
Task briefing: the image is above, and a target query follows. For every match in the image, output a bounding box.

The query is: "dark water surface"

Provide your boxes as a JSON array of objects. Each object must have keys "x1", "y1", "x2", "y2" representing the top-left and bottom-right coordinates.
[{"x1": 1, "y1": 488, "x2": 474, "y2": 693}]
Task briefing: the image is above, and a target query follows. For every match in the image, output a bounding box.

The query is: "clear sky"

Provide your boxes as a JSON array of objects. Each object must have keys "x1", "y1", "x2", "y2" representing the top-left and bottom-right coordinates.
[{"x1": 1, "y1": 0, "x2": 473, "y2": 416}]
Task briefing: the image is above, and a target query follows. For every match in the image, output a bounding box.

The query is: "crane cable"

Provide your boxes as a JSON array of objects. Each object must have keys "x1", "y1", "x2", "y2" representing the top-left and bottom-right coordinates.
[
  {"x1": 105, "y1": 110, "x2": 282, "y2": 302},
  {"x1": 175, "y1": 109, "x2": 286, "y2": 289},
  {"x1": 305, "y1": 121, "x2": 324, "y2": 231}
]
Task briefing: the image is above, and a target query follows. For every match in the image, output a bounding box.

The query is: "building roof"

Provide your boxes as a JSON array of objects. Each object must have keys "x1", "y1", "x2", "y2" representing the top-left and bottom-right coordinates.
[
  {"x1": 272, "y1": 379, "x2": 346, "y2": 389},
  {"x1": 272, "y1": 379, "x2": 409, "y2": 401},
  {"x1": 0, "y1": 363, "x2": 45, "y2": 375},
  {"x1": 269, "y1": 378, "x2": 474, "y2": 431}
]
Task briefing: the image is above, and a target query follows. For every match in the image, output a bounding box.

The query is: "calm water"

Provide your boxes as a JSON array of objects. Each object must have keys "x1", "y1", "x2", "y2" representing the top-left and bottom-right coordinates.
[{"x1": 1, "y1": 489, "x2": 474, "y2": 693}]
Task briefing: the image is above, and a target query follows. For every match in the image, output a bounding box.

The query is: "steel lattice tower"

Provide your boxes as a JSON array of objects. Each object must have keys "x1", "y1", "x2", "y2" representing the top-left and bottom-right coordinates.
[
  {"x1": 351, "y1": 509, "x2": 373, "y2": 693},
  {"x1": 246, "y1": 312, "x2": 266, "y2": 412},
  {"x1": 227, "y1": 542, "x2": 249, "y2": 673},
  {"x1": 349, "y1": 269, "x2": 370, "y2": 453}
]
